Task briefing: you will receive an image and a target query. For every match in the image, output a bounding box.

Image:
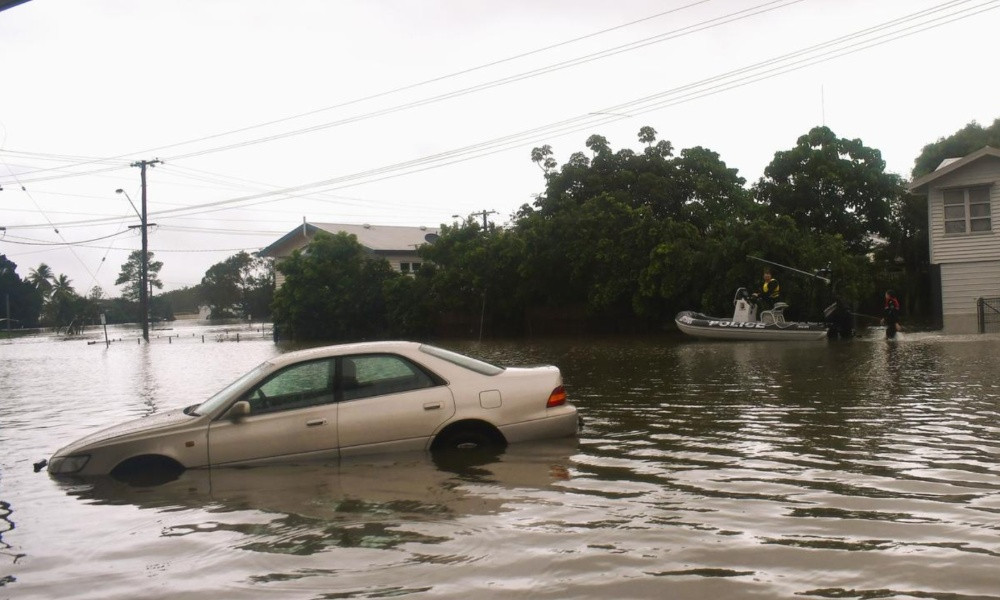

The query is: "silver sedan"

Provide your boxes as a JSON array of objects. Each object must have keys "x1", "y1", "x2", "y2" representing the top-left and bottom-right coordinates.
[{"x1": 47, "y1": 341, "x2": 579, "y2": 479}]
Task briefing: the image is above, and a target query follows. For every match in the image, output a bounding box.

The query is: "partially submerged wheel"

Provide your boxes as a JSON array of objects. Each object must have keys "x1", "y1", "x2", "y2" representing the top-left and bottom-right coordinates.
[
  {"x1": 110, "y1": 455, "x2": 185, "y2": 487},
  {"x1": 431, "y1": 424, "x2": 506, "y2": 473},
  {"x1": 431, "y1": 422, "x2": 506, "y2": 451}
]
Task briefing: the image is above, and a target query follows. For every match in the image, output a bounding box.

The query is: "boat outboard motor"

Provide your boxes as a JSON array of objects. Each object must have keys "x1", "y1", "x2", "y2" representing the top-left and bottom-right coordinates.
[
  {"x1": 824, "y1": 297, "x2": 855, "y2": 339},
  {"x1": 732, "y1": 287, "x2": 757, "y2": 323}
]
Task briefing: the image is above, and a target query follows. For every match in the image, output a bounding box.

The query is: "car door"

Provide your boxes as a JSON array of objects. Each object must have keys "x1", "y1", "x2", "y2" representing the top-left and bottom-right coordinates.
[
  {"x1": 336, "y1": 354, "x2": 455, "y2": 456},
  {"x1": 207, "y1": 358, "x2": 339, "y2": 466}
]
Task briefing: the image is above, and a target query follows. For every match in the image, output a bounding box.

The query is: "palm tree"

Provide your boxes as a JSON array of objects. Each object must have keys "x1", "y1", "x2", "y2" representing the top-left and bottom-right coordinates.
[
  {"x1": 45, "y1": 274, "x2": 80, "y2": 333},
  {"x1": 28, "y1": 263, "x2": 55, "y2": 301},
  {"x1": 51, "y1": 274, "x2": 75, "y2": 300}
]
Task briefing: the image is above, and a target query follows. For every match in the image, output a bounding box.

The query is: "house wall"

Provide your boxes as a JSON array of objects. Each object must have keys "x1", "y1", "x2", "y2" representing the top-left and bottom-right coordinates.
[
  {"x1": 940, "y1": 260, "x2": 1000, "y2": 334},
  {"x1": 925, "y1": 157, "x2": 1000, "y2": 333},
  {"x1": 927, "y1": 159, "x2": 1000, "y2": 264},
  {"x1": 271, "y1": 251, "x2": 422, "y2": 289},
  {"x1": 383, "y1": 253, "x2": 424, "y2": 272}
]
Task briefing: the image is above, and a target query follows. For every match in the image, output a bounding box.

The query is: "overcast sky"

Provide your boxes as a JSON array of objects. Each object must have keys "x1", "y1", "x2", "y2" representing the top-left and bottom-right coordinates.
[{"x1": 1, "y1": 0, "x2": 997, "y2": 295}]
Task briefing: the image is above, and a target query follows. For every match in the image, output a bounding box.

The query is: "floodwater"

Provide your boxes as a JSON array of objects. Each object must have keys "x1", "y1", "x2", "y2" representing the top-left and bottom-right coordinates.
[{"x1": 2, "y1": 323, "x2": 999, "y2": 599}]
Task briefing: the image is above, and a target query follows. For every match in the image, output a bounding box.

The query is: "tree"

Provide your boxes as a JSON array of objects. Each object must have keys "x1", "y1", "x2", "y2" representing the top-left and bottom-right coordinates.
[
  {"x1": 516, "y1": 127, "x2": 753, "y2": 326},
  {"x1": 912, "y1": 118, "x2": 1000, "y2": 179},
  {"x1": 754, "y1": 126, "x2": 902, "y2": 253},
  {"x1": 200, "y1": 251, "x2": 274, "y2": 320},
  {"x1": 0, "y1": 255, "x2": 43, "y2": 328},
  {"x1": 41, "y1": 273, "x2": 94, "y2": 333},
  {"x1": 115, "y1": 250, "x2": 163, "y2": 302},
  {"x1": 271, "y1": 232, "x2": 396, "y2": 340},
  {"x1": 201, "y1": 252, "x2": 252, "y2": 318},
  {"x1": 28, "y1": 263, "x2": 54, "y2": 301},
  {"x1": 530, "y1": 144, "x2": 557, "y2": 173}
]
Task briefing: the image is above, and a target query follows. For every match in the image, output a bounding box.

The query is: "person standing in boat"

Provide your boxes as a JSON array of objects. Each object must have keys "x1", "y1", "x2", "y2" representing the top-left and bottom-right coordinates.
[
  {"x1": 882, "y1": 290, "x2": 901, "y2": 339},
  {"x1": 753, "y1": 269, "x2": 781, "y2": 309}
]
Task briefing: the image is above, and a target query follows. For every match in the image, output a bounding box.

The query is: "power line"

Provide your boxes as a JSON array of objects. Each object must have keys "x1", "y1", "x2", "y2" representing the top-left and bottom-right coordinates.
[
  {"x1": 2, "y1": 0, "x2": 994, "y2": 228},
  {"x1": 1, "y1": 0, "x2": 798, "y2": 185},
  {"x1": 0, "y1": 155, "x2": 104, "y2": 287},
  {"x1": 0, "y1": 230, "x2": 135, "y2": 246}
]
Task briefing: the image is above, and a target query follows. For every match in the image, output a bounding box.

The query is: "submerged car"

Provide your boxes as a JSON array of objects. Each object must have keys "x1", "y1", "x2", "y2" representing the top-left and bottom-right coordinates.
[{"x1": 47, "y1": 341, "x2": 579, "y2": 479}]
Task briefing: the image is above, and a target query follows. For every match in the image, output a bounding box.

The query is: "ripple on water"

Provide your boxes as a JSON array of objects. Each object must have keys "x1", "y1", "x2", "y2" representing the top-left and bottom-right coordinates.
[{"x1": 4, "y1": 332, "x2": 1000, "y2": 598}]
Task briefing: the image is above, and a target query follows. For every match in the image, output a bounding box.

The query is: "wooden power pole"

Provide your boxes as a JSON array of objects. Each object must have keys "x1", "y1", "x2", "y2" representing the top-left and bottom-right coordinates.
[{"x1": 130, "y1": 158, "x2": 160, "y2": 342}]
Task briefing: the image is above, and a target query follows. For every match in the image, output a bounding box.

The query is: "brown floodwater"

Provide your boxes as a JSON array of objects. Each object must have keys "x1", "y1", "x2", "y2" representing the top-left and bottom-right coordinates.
[{"x1": 2, "y1": 323, "x2": 999, "y2": 599}]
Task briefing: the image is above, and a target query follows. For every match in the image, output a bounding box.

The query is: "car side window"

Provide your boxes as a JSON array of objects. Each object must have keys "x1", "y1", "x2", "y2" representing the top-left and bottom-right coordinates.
[
  {"x1": 339, "y1": 354, "x2": 439, "y2": 401},
  {"x1": 245, "y1": 358, "x2": 334, "y2": 414}
]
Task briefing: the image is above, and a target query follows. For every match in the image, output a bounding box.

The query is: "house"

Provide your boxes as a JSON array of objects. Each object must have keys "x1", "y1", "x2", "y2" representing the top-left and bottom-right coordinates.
[
  {"x1": 908, "y1": 146, "x2": 1000, "y2": 333},
  {"x1": 259, "y1": 221, "x2": 440, "y2": 287}
]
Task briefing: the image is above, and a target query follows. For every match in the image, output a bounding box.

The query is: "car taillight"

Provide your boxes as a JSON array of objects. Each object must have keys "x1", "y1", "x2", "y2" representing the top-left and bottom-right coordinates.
[{"x1": 546, "y1": 385, "x2": 567, "y2": 408}]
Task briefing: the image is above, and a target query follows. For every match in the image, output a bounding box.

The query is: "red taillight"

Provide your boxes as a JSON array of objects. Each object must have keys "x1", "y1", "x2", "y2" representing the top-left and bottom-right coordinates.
[{"x1": 546, "y1": 385, "x2": 567, "y2": 408}]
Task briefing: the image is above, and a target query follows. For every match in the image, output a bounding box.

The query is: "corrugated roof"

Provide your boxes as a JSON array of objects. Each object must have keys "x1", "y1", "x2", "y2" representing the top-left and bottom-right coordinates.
[
  {"x1": 936, "y1": 157, "x2": 961, "y2": 170},
  {"x1": 258, "y1": 222, "x2": 440, "y2": 257},
  {"x1": 909, "y1": 146, "x2": 1000, "y2": 194},
  {"x1": 312, "y1": 223, "x2": 439, "y2": 251}
]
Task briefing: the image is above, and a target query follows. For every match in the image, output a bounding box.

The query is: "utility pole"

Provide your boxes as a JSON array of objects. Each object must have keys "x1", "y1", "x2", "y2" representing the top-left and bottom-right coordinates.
[
  {"x1": 129, "y1": 158, "x2": 161, "y2": 342},
  {"x1": 470, "y1": 209, "x2": 497, "y2": 229}
]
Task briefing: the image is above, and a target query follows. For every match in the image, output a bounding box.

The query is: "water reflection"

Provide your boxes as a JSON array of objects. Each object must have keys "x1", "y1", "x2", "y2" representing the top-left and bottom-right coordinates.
[
  {"x1": 64, "y1": 440, "x2": 579, "y2": 539},
  {"x1": 4, "y1": 329, "x2": 1000, "y2": 599}
]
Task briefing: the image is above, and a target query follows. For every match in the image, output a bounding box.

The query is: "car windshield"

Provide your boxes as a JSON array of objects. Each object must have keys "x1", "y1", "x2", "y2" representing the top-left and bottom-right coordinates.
[
  {"x1": 191, "y1": 362, "x2": 272, "y2": 416},
  {"x1": 419, "y1": 344, "x2": 504, "y2": 376}
]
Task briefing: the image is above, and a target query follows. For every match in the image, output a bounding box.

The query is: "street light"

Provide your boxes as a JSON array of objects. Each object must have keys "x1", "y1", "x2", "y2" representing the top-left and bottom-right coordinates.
[
  {"x1": 116, "y1": 188, "x2": 141, "y2": 219},
  {"x1": 451, "y1": 214, "x2": 467, "y2": 225}
]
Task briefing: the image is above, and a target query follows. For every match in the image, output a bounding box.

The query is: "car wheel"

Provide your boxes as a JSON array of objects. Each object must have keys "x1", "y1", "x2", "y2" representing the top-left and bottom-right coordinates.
[
  {"x1": 434, "y1": 425, "x2": 505, "y2": 451},
  {"x1": 111, "y1": 455, "x2": 185, "y2": 487}
]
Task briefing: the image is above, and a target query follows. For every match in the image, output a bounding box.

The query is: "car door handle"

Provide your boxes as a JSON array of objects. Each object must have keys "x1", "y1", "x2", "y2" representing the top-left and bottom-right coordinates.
[
  {"x1": 423, "y1": 402, "x2": 443, "y2": 410},
  {"x1": 306, "y1": 419, "x2": 327, "y2": 427}
]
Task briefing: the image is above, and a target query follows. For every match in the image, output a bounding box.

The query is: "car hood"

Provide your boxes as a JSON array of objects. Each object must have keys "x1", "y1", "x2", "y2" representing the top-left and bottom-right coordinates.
[{"x1": 52, "y1": 407, "x2": 197, "y2": 456}]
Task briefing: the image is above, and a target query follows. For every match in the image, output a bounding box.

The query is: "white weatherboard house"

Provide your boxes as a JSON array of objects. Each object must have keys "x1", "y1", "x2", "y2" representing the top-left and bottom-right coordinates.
[
  {"x1": 259, "y1": 222, "x2": 440, "y2": 287},
  {"x1": 909, "y1": 146, "x2": 1000, "y2": 333}
]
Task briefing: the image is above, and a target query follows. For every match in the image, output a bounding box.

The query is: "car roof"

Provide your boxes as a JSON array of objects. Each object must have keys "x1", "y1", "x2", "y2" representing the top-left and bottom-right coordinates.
[{"x1": 267, "y1": 340, "x2": 424, "y2": 368}]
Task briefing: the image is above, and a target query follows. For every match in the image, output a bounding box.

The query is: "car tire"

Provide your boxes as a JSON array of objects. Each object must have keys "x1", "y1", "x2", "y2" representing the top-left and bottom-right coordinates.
[{"x1": 433, "y1": 425, "x2": 505, "y2": 451}]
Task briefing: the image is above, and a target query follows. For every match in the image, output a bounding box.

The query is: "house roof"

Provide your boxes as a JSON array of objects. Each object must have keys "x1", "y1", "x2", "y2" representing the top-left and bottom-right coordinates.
[
  {"x1": 909, "y1": 146, "x2": 1000, "y2": 194},
  {"x1": 259, "y1": 222, "x2": 440, "y2": 258},
  {"x1": 0, "y1": 0, "x2": 31, "y2": 13}
]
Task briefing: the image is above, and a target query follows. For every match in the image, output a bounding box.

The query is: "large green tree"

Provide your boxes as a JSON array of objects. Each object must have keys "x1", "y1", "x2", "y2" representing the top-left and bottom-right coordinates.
[
  {"x1": 912, "y1": 118, "x2": 1000, "y2": 178},
  {"x1": 272, "y1": 232, "x2": 396, "y2": 341},
  {"x1": 200, "y1": 251, "x2": 274, "y2": 320},
  {"x1": 0, "y1": 255, "x2": 42, "y2": 328},
  {"x1": 417, "y1": 221, "x2": 528, "y2": 336},
  {"x1": 518, "y1": 127, "x2": 754, "y2": 326},
  {"x1": 115, "y1": 250, "x2": 164, "y2": 302},
  {"x1": 754, "y1": 126, "x2": 902, "y2": 253}
]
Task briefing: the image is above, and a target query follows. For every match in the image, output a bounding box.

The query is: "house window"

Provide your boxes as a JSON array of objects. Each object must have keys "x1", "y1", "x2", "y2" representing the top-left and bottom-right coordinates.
[
  {"x1": 943, "y1": 186, "x2": 992, "y2": 234},
  {"x1": 400, "y1": 262, "x2": 410, "y2": 273}
]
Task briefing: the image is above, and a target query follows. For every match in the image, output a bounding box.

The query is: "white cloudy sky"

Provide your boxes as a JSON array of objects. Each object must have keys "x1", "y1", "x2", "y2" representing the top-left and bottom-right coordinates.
[{"x1": 1, "y1": 0, "x2": 997, "y2": 294}]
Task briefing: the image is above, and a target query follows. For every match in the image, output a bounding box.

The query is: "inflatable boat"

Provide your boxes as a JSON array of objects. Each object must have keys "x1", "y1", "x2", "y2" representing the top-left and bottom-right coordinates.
[{"x1": 675, "y1": 288, "x2": 830, "y2": 341}]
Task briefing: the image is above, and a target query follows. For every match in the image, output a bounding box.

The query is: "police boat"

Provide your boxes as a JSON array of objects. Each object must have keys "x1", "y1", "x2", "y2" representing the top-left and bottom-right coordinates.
[{"x1": 675, "y1": 288, "x2": 830, "y2": 341}]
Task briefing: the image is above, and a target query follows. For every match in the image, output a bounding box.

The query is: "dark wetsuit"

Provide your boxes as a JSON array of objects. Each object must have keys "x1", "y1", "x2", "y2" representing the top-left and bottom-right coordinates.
[{"x1": 883, "y1": 295, "x2": 900, "y2": 339}]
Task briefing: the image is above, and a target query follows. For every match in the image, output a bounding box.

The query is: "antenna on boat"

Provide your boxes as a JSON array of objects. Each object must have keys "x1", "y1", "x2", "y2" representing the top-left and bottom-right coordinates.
[{"x1": 747, "y1": 256, "x2": 831, "y2": 284}]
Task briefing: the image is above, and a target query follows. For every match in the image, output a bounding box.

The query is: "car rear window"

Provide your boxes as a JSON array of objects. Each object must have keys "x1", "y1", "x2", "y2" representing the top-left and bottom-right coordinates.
[{"x1": 418, "y1": 344, "x2": 505, "y2": 376}]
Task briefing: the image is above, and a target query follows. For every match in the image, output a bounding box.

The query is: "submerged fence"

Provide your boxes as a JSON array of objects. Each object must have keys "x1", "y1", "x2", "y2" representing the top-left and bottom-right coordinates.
[
  {"x1": 978, "y1": 297, "x2": 1000, "y2": 333},
  {"x1": 83, "y1": 324, "x2": 273, "y2": 346}
]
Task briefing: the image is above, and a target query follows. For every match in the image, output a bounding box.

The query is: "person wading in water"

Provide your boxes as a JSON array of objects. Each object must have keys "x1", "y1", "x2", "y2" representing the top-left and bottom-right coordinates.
[{"x1": 882, "y1": 290, "x2": 901, "y2": 339}]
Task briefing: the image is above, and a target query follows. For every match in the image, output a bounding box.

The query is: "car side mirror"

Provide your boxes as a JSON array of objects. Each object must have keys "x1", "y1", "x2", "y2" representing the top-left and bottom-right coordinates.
[{"x1": 225, "y1": 400, "x2": 251, "y2": 421}]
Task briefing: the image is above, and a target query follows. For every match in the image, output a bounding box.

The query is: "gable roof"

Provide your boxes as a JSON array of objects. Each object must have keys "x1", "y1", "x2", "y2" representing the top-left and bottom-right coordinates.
[
  {"x1": 909, "y1": 146, "x2": 1000, "y2": 194},
  {"x1": 259, "y1": 222, "x2": 440, "y2": 258}
]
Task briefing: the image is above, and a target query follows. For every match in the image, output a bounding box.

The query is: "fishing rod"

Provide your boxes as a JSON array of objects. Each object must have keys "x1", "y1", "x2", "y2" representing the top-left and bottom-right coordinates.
[
  {"x1": 747, "y1": 255, "x2": 831, "y2": 284},
  {"x1": 851, "y1": 312, "x2": 882, "y2": 321}
]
